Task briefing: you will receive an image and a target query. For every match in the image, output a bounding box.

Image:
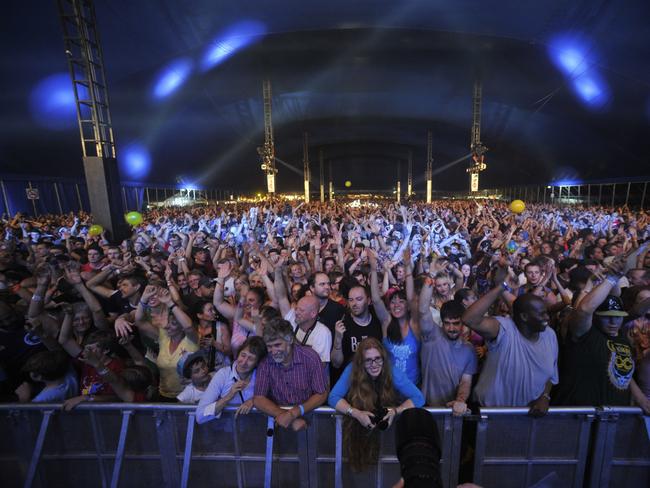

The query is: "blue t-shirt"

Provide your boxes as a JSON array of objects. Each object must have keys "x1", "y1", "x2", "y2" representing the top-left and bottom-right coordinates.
[
  {"x1": 32, "y1": 370, "x2": 79, "y2": 403},
  {"x1": 384, "y1": 328, "x2": 421, "y2": 386},
  {"x1": 328, "y1": 362, "x2": 424, "y2": 408}
]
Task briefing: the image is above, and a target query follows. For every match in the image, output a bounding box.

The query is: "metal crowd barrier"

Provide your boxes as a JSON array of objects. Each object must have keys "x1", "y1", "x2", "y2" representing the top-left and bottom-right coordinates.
[{"x1": 0, "y1": 404, "x2": 647, "y2": 488}]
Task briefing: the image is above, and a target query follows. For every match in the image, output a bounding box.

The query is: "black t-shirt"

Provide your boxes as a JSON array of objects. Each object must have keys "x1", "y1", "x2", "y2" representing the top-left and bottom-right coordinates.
[
  {"x1": 318, "y1": 299, "x2": 346, "y2": 338},
  {"x1": 340, "y1": 312, "x2": 383, "y2": 367},
  {"x1": 552, "y1": 326, "x2": 634, "y2": 407}
]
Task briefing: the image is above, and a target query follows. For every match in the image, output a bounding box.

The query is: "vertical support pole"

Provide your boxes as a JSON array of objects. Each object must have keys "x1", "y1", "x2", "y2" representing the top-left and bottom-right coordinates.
[
  {"x1": 319, "y1": 150, "x2": 324, "y2": 203},
  {"x1": 264, "y1": 416, "x2": 275, "y2": 488},
  {"x1": 407, "y1": 149, "x2": 413, "y2": 197},
  {"x1": 624, "y1": 182, "x2": 631, "y2": 206},
  {"x1": 426, "y1": 130, "x2": 433, "y2": 203},
  {"x1": 89, "y1": 410, "x2": 109, "y2": 488},
  {"x1": 611, "y1": 183, "x2": 616, "y2": 207},
  {"x1": 587, "y1": 184, "x2": 591, "y2": 206},
  {"x1": 0, "y1": 180, "x2": 11, "y2": 216},
  {"x1": 598, "y1": 184, "x2": 602, "y2": 205},
  {"x1": 232, "y1": 415, "x2": 244, "y2": 488},
  {"x1": 334, "y1": 415, "x2": 343, "y2": 488},
  {"x1": 181, "y1": 412, "x2": 196, "y2": 488},
  {"x1": 536, "y1": 186, "x2": 540, "y2": 203},
  {"x1": 329, "y1": 161, "x2": 334, "y2": 201},
  {"x1": 543, "y1": 186, "x2": 546, "y2": 205},
  {"x1": 396, "y1": 160, "x2": 401, "y2": 203},
  {"x1": 155, "y1": 410, "x2": 180, "y2": 488},
  {"x1": 53, "y1": 182, "x2": 63, "y2": 214},
  {"x1": 110, "y1": 410, "x2": 132, "y2": 488},
  {"x1": 145, "y1": 188, "x2": 150, "y2": 205},
  {"x1": 24, "y1": 409, "x2": 53, "y2": 488}
]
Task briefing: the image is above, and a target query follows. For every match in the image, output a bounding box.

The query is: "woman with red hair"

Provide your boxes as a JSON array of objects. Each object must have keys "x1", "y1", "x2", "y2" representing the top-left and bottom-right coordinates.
[{"x1": 328, "y1": 337, "x2": 424, "y2": 470}]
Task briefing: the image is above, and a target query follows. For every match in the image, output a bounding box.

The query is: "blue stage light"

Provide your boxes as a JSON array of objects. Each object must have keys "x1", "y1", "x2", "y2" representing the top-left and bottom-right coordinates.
[
  {"x1": 152, "y1": 58, "x2": 193, "y2": 100},
  {"x1": 571, "y1": 71, "x2": 609, "y2": 109},
  {"x1": 548, "y1": 35, "x2": 590, "y2": 77},
  {"x1": 29, "y1": 73, "x2": 77, "y2": 130},
  {"x1": 121, "y1": 143, "x2": 151, "y2": 180},
  {"x1": 201, "y1": 20, "x2": 266, "y2": 71}
]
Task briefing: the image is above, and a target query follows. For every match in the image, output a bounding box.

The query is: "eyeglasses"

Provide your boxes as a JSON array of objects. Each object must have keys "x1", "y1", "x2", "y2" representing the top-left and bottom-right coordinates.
[{"x1": 364, "y1": 357, "x2": 383, "y2": 367}]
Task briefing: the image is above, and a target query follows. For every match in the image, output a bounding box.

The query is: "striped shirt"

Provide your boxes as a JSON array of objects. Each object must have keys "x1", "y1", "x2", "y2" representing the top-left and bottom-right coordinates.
[{"x1": 254, "y1": 344, "x2": 328, "y2": 405}]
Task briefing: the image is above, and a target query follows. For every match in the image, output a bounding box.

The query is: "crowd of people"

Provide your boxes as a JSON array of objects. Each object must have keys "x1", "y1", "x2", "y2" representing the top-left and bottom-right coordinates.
[{"x1": 1, "y1": 198, "x2": 649, "y2": 468}]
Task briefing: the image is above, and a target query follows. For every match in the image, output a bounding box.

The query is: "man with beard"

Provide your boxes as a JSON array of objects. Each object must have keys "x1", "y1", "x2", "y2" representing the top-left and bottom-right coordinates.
[
  {"x1": 253, "y1": 319, "x2": 328, "y2": 431},
  {"x1": 462, "y1": 268, "x2": 558, "y2": 416},
  {"x1": 331, "y1": 285, "x2": 383, "y2": 369},
  {"x1": 419, "y1": 286, "x2": 477, "y2": 416},
  {"x1": 309, "y1": 271, "x2": 345, "y2": 338}
]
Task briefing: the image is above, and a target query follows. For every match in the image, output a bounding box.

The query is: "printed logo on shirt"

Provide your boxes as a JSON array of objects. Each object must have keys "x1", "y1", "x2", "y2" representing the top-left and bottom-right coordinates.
[
  {"x1": 606, "y1": 340, "x2": 634, "y2": 390},
  {"x1": 350, "y1": 335, "x2": 368, "y2": 353},
  {"x1": 23, "y1": 332, "x2": 42, "y2": 347}
]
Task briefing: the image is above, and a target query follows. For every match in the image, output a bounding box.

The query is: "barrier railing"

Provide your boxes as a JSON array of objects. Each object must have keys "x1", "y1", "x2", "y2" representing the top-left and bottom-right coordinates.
[{"x1": 0, "y1": 404, "x2": 647, "y2": 488}]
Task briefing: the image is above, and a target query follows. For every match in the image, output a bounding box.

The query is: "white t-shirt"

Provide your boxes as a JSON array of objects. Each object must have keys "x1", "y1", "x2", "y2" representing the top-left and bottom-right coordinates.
[
  {"x1": 284, "y1": 309, "x2": 332, "y2": 362},
  {"x1": 177, "y1": 373, "x2": 214, "y2": 404}
]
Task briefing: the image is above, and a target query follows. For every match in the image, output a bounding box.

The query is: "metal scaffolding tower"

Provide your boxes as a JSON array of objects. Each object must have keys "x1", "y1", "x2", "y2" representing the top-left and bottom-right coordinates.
[
  {"x1": 407, "y1": 149, "x2": 413, "y2": 197},
  {"x1": 396, "y1": 160, "x2": 401, "y2": 203},
  {"x1": 426, "y1": 130, "x2": 433, "y2": 203},
  {"x1": 57, "y1": 0, "x2": 125, "y2": 236},
  {"x1": 259, "y1": 79, "x2": 277, "y2": 195},
  {"x1": 302, "y1": 132, "x2": 310, "y2": 202},
  {"x1": 328, "y1": 160, "x2": 334, "y2": 201},
  {"x1": 319, "y1": 150, "x2": 325, "y2": 203},
  {"x1": 58, "y1": 0, "x2": 114, "y2": 158},
  {"x1": 467, "y1": 80, "x2": 488, "y2": 192}
]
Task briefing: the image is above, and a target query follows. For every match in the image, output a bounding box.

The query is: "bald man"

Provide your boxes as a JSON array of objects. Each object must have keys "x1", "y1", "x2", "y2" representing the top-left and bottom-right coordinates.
[{"x1": 284, "y1": 296, "x2": 332, "y2": 364}]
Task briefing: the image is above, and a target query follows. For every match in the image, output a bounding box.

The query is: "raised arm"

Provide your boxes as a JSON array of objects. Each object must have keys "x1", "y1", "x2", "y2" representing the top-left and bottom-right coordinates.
[
  {"x1": 461, "y1": 284, "x2": 503, "y2": 341},
  {"x1": 568, "y1": 256, "x2": 626, "y2": 339},
  {"x1": 367, "y1": 249, "x2": 391, "y2": 327},
  {"x1": 273, "y1": 258, "x2": 292, "y2": 317},
  {"x1": 64, "y1": 263, "x2": 109, "y2": 330}
]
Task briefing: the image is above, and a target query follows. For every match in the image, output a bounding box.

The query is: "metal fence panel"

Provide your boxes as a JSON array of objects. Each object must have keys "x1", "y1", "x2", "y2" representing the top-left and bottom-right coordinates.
[{"x1": 473, "y1": 408, "x2": 596, "y2": 488}]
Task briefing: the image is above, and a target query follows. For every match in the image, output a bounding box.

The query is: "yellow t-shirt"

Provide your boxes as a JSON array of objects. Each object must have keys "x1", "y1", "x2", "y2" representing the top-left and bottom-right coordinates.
[{"x1": 156, "y1": 329, "x2": 198, "y2": 398}]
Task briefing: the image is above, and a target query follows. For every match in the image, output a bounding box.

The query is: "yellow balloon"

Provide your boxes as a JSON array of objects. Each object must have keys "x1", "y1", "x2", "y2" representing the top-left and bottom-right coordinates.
[
  {"x1": 125, "y1": 211, "x2": 143, "y2": 226},
  {"x1": 510, "y1": 200, "x2": 526, "y2": 214},
  {"x1": 345, "y1": 181, "x2": 352, "y2": 188},
  {"x1": 88, "y1": 224, "x2": 103, "y2": 236}
]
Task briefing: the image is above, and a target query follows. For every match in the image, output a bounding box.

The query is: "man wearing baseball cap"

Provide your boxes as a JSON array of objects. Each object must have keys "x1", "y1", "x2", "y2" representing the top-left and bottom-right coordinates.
[{"x1": 553, "y1": 256, "x2": 650, "y2": 413}]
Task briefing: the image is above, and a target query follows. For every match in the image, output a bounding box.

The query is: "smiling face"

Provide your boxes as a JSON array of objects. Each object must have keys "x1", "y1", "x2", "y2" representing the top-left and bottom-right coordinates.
[
  {"x1": 389, "y1": 294, "x2": 407, "y2": 319},
  {"x1": 265, "y1": 337, "x2": 292, "y2": 366},
  {"x1": 363, "y1": 347, "x2": 384, "y2": 378},
  {"x1": 235, "y1": 346, "x2": 259, "y2": 376}
]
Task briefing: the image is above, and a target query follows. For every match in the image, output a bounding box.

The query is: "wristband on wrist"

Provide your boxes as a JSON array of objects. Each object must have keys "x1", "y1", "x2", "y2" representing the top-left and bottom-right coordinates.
[
  {"x1": 345, "y1": 406, "x2": 354, "y2": 416},
  {"x1": 298, "y1": 404, "x2": 305, "y2": 417},
  {"x1": 542, "y1": 393, "x2": 551, "y2": 401},
  {"x1": 31, "y1": 294, "x2": 42, "y2": 302},
  {"x1": 605, "y1": 275, "x2": 619, "y2": 287},
  {"x1": 96, "y1": 367, "x2": 110, "y2": 376},
  {"x1": 501, "y1": 281, "x2": 513, "y2": 293},
  {"x1": 169, "y1": 303, "x2": 177, "y2": 311}
]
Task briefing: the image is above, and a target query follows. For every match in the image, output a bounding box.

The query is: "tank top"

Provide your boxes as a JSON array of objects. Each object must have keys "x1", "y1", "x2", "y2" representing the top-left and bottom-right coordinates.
[{"x1": 384, "y1": 327, "x2": 421, "y2": 386}]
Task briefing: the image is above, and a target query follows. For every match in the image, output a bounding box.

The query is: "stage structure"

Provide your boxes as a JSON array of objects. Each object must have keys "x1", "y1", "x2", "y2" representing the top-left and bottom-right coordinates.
[
  {"x1": 319, "y1": 149, "x2": 325, "y2": 203},
  {"x1": 396, "y1": 160, "x2": 401, "y2": 203},
  {"x1": 258, "y1": 80, "x2": 277, "y2": 195},
  {"x1": 467, "y1": 80, "x2": 488, "y2": 192},
  {"x1": 407, "y1": 149, "x2": 413, "y2": 197},
  {"x1": 57, "y1": 0, "x2": 126, "y2": 237},
  {"x1": 426, "y1": 130, "x2": 433, "y2": 203},
  {"x1": 328, "y1": 160, "x2": 334, "y2": 201},
  {"x1": 302, "y1": 132, "x2": 310, "y2": 202}
]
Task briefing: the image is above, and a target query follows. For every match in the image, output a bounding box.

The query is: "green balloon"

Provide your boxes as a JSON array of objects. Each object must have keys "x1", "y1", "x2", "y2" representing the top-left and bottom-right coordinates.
[
  {"x1": 125, "y1": 211, "x2": 143, "y2": 226},
  {"x1": 88, "y1": 224, "x2": 103, "y2": 236}
]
